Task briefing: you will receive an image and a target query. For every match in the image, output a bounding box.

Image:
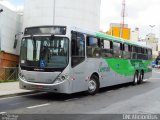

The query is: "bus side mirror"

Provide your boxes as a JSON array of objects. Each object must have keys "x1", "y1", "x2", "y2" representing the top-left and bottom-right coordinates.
[
  {"x1": 13, "y1": 32, "x2": 23, "y2": 49},
  {"x1": 13, "y1": 39, "x2": 18, "y2": 49}
]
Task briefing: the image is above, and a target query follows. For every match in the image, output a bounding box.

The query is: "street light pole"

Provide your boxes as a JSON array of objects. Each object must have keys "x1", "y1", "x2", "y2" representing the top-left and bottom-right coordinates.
[
  {"x1": 53, "y1": 0, "x2": 56, "y2": 25},
  {"x1": 0, "y1": 9, "x2": 4, "y2": 52}
]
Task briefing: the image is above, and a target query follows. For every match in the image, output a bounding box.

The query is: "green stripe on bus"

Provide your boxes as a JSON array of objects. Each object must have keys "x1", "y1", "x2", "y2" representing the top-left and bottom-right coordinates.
[{"x1": 104, "y1": 58, "x2": 152, "y2": 76}]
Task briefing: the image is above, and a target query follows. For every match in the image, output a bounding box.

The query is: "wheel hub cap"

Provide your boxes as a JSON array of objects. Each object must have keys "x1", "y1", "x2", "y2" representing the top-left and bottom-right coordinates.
[{"x1": 88, "y1": 80, "x2": 96, "y2": 92}]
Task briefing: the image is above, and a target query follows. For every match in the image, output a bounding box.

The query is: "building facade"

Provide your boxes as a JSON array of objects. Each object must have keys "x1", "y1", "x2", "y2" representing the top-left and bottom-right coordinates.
[
  {"x1": 145, "y1": 33, "x2": 159, "y2": 59},
  {"x1": 23, "y1": 0, "x2": 101, "y2": 31},
  {"x1": 130, "y1": 28, "x2": 139, "y2": 41},
  {"x1": 0, "y1": 4, "x2": 23, "y2": 68},
  {"x1": 107, "y1": 23, "x2": 131, "y2": 40}
]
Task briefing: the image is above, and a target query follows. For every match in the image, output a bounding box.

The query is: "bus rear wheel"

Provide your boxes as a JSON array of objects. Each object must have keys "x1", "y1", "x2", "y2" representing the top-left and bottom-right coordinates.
[
  {"x1": 87, "y1": 75, "x2": 99, "y2": 95},
  {"x1": 133, "y1": 71, "x2": 138, "y2": 85}
]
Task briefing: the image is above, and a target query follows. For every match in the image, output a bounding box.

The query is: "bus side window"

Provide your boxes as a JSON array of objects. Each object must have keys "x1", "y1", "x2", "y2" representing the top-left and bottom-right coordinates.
[
  {"x1": 86, "y1": 36, "x2": 101, "y2": 58},
  {"x1": 123, "y1": 44, "x2": 131, "y2": 59},
  {"x1": 71, "y1": 31, "x2": 85, "y2": 67},
  {"x1": 88, "y1": 36, "x2": 98, "y2": 47},
  {"x1": 113, "y1": 42, "x2": 121, "y2": 58},
  {"x1": 101, "y1": 39, "x2": 113, "y2": 58},
  {"x1": 132, "y1": 46, "x2": 137, "y2": 59},
  {"x1": 105, "y1": 41, "x2": 110, "y2": 49}
]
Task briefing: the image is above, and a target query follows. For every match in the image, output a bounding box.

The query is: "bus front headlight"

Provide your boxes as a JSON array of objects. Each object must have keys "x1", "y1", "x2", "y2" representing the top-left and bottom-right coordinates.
[
  {"x1": 54, "y1": 74, "x2": 69, "y2": 84},
  {"x1": 19, "y1": 72, "x2": 25, "y2": 80}
]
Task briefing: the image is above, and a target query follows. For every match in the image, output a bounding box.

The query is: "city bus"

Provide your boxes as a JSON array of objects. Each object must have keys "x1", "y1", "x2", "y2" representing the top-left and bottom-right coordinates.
[{"x1": 19, "y1": 25, "x2": 152, "y2": 95}]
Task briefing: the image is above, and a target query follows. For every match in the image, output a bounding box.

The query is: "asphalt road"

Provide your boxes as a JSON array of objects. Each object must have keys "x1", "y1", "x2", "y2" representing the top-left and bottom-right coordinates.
[{"x1": 0, "y1": 69, "x2": 160, "y2": 119}]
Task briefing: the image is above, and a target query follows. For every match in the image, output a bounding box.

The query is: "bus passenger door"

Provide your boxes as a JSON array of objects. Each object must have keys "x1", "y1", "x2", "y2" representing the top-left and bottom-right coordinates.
[
  {"x1": 100, "y1": 39, "x2": 116, "y2": 87},
  {"x1": 99, "y1": 58, "x2": 116, "y2": 87},
  {"x1": 71, "y1": 32, "x2": 87, "y2": 93}
]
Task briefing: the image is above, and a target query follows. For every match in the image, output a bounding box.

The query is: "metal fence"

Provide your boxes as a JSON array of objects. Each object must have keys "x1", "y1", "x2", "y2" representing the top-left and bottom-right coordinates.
[{"x1": 0, "y1": 67, "x2": 18, "y2": 80}]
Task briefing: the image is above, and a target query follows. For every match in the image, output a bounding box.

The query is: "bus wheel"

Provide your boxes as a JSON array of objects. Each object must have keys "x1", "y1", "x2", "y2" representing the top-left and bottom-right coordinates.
[
  {"x1": 138, "y1": 71, "x2": 144, "y2": 84},
  {"x1": 88, "y1": 75, "x2": 99, "y2": 95},
  {"x1": 133, "y1": 71, "x2": 138, "y2": 85}
]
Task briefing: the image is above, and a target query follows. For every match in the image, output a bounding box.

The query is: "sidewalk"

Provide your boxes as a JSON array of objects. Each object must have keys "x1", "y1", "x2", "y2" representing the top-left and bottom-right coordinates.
[{"x1": 0, "y1": 82, "x2": 34, "y2": 98}]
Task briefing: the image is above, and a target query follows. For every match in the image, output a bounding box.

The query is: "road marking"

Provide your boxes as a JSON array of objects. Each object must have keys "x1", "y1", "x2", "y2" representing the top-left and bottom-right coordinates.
[
  {"x1": 0, "y1": 112, "x2": 6, "y2": 114},
  {"x1": 107, "y1": 90, "x2": 113, "y2": 92},
  {"x1": 154, "y1": 71, "x2": 160, "y2": 73},
  {"x1": 150, "y1": 78, "x2": 160, "y2": 80},
  {"x1": 10, "y1": 102, "x2": 25, "y2": 106},
  {"x1": 0, "y1": 92, "x2": 46, "y2": 101},
  {"x1": 143, "y1": 79, "x2": 147, "y2": 81},
  {"x1": 27, "y1": 103, "x2": 50, "y2": 109}
]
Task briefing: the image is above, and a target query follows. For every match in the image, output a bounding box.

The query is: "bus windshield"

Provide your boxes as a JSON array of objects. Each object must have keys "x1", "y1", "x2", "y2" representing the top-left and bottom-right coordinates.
[{"x1": 20, "y1": 36, "x2": 69, "y2": 69}]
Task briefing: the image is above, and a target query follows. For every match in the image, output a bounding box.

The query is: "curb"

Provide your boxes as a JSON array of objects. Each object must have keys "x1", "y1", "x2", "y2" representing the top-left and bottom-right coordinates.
[{"x1": 0, "y1": 91, "x2": 37, "y2": 99}]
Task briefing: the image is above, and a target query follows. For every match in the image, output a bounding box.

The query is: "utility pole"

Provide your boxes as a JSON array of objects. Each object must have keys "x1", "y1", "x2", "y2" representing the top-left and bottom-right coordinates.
[
  {"x1": 53, "y1": 0, "x2": 56, "y2": 25},
  {"x1": 120, "y1": 0, "x2": 126, "y2": 38}
]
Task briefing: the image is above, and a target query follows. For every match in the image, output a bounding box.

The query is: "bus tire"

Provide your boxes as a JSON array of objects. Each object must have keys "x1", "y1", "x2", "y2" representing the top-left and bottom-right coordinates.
[
  {"x1": 133, "y1": 71, "x2": 138, "y2": 86},
  {"x1": 138, "y1": 71, "x2": 144, "y2": 84},
  {"x1": 87, "y1": 75, "x2": 99, "y2": 95}
]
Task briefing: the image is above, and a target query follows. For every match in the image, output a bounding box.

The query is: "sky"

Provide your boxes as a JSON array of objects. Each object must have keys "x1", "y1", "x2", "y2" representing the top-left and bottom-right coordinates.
[
  {"x1": 1, "y1": 0, "x2": 160, "y2": 39},
  {"x1": 9, "y1": 0, "x2": 24, "y2": 6},
  {"x1": 100, "y1": 0, "x2": 160, "y2": 39}
]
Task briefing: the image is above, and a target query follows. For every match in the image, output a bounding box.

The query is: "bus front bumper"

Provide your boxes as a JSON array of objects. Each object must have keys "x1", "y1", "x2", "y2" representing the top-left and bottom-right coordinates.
[{"x1": 19, "y1": 77, "x2": 72, "y2": 94}]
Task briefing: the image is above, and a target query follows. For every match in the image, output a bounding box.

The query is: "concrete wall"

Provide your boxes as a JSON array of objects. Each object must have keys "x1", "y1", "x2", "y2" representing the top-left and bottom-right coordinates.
[
  {"x1": 0, "y1": 4, "x2": 23, "y2": 55},
  {"x1": 23, "y1": 0, "x2": 101, "y2": 31}
]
